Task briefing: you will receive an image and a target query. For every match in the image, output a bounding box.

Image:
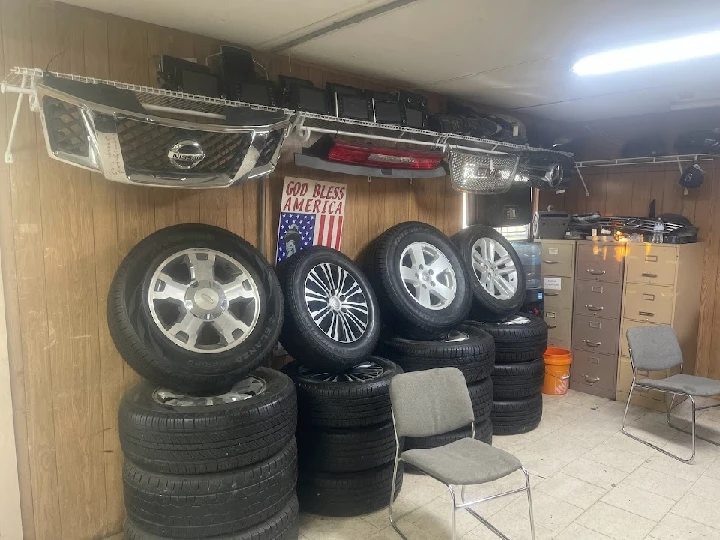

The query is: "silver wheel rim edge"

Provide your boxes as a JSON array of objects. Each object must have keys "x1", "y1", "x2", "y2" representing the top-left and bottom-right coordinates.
[
  {"x1": 399, "y1": 241, "x2": 457, "y2": 310},
  {"x1": 147, "y1": 248, "x2": 261, "y2": 354},
  {"x1": 299, "y1": 360, "x2": 385, "y2": 383},
  {"x1": 152, "y1": 375, "x2": 267, "y2": 406},
  {"x1": 470, "y1": 238, "x2": 518, "y2": 301}
]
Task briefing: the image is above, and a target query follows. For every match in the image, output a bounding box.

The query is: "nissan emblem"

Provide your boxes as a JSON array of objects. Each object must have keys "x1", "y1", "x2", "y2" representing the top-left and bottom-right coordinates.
[{"x1": 168, "y1": 140, "x2": 206, "y2": 170}]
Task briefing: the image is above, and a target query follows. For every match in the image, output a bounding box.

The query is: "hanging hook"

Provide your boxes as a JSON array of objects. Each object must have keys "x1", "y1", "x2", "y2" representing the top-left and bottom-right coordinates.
[{"x1": 575, "y1": 164, "x2": 590, "y2": 197}]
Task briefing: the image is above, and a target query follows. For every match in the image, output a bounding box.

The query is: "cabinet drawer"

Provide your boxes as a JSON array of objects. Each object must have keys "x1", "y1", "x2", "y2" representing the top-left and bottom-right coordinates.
[
  {"x1": 572, "y1": 314, "x2": 620, "y2": 356},
  {"x1": 541, "y1": 242, "x2": 574, "y2": 277},
  {"x1": 543, "y1": 277, "x2": 573, "y2": 311},
  {"x1": 626, "y1": 244, "x2": 677, "y2": 286},
  {"x1": 623, "y1": 284, "x2": 674, "y2": 325},
  {"x1": 620, "y1": 318, "x2": 657, "y2": 358},
  {"x1": 576, "y1": 244, "x2": 625, "y2": 283},
  {"x1": 545, "y1": 308, "x2": 571, "y2": 344},
  {"x1": 574, "y1": 280, "x2": 622, "y2": 319},
  {"x1": 570, "y1": 349, "x2": 617, "y2": 398}
]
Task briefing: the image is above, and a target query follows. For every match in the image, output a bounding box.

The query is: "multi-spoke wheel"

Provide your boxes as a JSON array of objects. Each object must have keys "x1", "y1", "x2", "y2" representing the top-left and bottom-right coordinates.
[
  {"x1": 452, "y1": 225, "x2": 526, "y2": 321},
  {"x1": 108, "y1": 224, "x2": 283, "y2": 394},
  {"x1": 364, "y1": 221, "x2": 471, "y2": 338},
  {"x1": 277, "y1": 246, "x2": 380, "y2": 373}
]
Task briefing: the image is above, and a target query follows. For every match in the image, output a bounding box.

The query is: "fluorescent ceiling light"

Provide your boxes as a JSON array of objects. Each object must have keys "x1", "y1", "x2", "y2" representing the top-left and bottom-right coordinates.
[{"x1": 573, "y1": 30, "x2": 720, "y2": 76}]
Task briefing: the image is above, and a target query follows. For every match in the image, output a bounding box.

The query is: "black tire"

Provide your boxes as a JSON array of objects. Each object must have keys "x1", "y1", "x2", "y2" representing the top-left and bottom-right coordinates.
[
  {"x1": 364, "y1": 221, "x2": 471, "y2": 338},
  {"x1": 297, "y1": 422, "x2": 398, "y2": 473},
  {"x1": 276, "y1": 246, "x2": 381, "y2": 372},
  {"x1": 491, "y1": 394, "x2": 543, "y2": 435},
  {"x1": 283, "y1": 357, "x2": 400, "y2": 429},
  {"x1": 405, "y1": 419, "x2": 493, "y2": 450},
  {"x1": 491, "y1": 359, "x2": 545, "y2": 400},
  {"x1": 108, "y1": 224, "x2": 283, "y2": 394},
  {"x1": 469, "y1": 377, "x2": 494, "y2": 421},
  {"x1": 124, "y1": 496, "x2": 300, "y2": 540},
  {"x1": 452, "y1": 225, "x2": 526, "y2": 321},
  {"x1": 298, "y1": 461, "x2": 403, "y2": 517},
  {"x1": 123, "y1": 440, "x2": 297, "y2": 538},
  {"x1": 118, "y1": 367, "x2": 296, "y2": 475},
  {"x1": 382, "y1": 323, "x2": 495, "y2": 383},
  {"x1": 465, "y1": 315, "x2": 547, "y2": 363}
]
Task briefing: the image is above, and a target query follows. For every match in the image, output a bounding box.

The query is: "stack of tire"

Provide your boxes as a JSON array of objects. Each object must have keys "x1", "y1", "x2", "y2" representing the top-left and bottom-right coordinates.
[
  {"x1": 364, "y1": 222, "x2": 496, "y2": 449},
  {"x1": 107, "y1": 224, "x2": 299, "y2": 540},
  {"x1": 452, "y1": 225, "x2": 547, "y2": 435},
  {"x1": 276, "y1": 246, "x2": 403, "y2": 517}
]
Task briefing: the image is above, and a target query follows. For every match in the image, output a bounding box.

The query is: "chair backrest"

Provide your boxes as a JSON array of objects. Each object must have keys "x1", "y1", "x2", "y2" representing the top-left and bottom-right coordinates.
[
  {"x1": 389, "y1": 367, "x2": 475, "y2": 438},
  {"x1": 627, "y1": 325, "x2": 683, "y2": 371}
]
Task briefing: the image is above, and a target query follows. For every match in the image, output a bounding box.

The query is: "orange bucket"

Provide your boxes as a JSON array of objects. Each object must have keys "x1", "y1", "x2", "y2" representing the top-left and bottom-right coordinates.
[{"x1": 542, "y1": 347, "x2": 572, "y2": 395}]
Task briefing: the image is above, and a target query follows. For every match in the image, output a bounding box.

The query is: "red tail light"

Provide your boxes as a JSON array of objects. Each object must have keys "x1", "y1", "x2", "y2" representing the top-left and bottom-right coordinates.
[{"x1": 327, "y1": 140, "x2": 444, "y2": 170}]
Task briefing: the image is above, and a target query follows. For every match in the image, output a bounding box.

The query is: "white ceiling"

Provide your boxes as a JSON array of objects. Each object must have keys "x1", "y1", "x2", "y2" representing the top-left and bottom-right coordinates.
[{"x1": 66, "y1": 0, "x2": 720, "y2": 121}]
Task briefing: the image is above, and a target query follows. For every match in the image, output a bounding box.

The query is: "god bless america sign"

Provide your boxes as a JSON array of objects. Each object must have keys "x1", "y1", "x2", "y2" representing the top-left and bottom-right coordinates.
[{"x1": 276, "y1": 177, "x2": 347, "y2": 264}]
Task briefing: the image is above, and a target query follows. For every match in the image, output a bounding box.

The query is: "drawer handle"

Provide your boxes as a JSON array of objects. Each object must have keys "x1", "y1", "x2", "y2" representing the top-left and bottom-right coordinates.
[
  {"x1": 645, "y1": 255, "x2": 658, "y2": 262},
  {"x1": 639, "y1": 311, "x2": 655, "y2": 317},
  {"x1": 589, "y1": 356, "x2": 599, "y2": 364},
  {"x1": 545, "y1": 292, "x2": 559, "y2": 297},
  {"x1": 547, "y1": 324, "x2": 557, "y2": 329},
  {"x1": 642, "y1": 293, "x2": 656, "y2": 301},
  {"x1": 585, "y1": 304, "x2": 604, "y2": 312},
  {"x1": 591, "y1": 286, "x2": 604, "y2": 293},
  {"x1": 584, "y1": 340, "x2": 601, "y2": 347},
  {"x1": 587, "y1": 269, "x2": 606, "y2": 276},
  {"x1": 543, "y1": 260, "x2": 559, "y2": 264},
  {"x1": 583, "y1": 375, "x2": 600, "y2": 384},
  {"x1": 642, "y1": 272, "x2": 658, "y2": 278}
]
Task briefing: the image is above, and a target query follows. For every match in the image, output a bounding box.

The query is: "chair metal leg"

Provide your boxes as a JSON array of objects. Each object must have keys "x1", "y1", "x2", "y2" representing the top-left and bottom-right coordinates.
[
  {"x1": 389, "y1": 455, "x2": 408, "y2": 540},
  {"x1": 621, "y1": 382, "x2": 696, "y2": 463},
  {"x1": 449, "y1": 486, "x2": 457, "y2": 540},
  {"x1": 523, "y1": 467, "x2": 536, "y2": 540}
]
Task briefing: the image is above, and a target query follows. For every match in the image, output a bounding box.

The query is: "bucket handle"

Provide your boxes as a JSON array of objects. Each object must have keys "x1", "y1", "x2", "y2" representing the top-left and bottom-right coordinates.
[{"x1": 545, "y1": 369, "x2": 570, "y2": 381}]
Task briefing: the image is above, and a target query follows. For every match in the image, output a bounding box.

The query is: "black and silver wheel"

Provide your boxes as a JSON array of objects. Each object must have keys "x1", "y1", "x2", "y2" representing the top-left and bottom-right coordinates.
[
  {"x1": 277, "y1": 246, "x2": 380, "y2": 372},
  {"x1": 108, "y1": 224, "x2": 283, "y2": 394},
  {"x1": 119, "y1": 367, "x2": 296, "y2": 475},
  {"x1": 452, "y1": 225, "x2": 526, "y2": 321},
  {"x1": 364, "y1": 221, "x2": 471, "y2": 338},
  {"x1": 284, "y1": 357, "x2": 401, "y2": 428}
]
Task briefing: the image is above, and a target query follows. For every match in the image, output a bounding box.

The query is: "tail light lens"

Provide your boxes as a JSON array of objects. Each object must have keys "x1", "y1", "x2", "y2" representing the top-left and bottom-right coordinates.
[{"x1": 327, "y1": 140, "x2": 444, "y2": 170}]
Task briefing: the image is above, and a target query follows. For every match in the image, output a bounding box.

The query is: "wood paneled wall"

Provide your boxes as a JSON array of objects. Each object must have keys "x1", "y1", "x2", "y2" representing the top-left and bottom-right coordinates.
[
  {"x1": 0, "y1": 2, "x2": 462, "y2": 538},
  {"x1": 539, "y1": 160, "x2": 720, "y2": 382}
]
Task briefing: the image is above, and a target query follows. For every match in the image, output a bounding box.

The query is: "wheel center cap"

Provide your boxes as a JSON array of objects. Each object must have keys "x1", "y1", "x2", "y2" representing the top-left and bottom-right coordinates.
[
  {"x1": 422, "y1": 273, "x2": 430, "y2": 282},
  {"x1": 194, "y1": 287, "x2": 220, "y2": 310},
  {"x1": 329, "y1": 296, "x2": 342, "y2": 311}
]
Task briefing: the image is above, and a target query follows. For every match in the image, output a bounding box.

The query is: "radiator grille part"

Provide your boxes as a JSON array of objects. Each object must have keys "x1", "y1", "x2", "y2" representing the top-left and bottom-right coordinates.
[
  {"x1": 116, "y1": 118, "x2": 252, "y2": 175},
  {"x1": 43, "y1": 96, "x2": 90, "y2": 157},
  {"x1": 255, "y1": 128, "x2": 285, "y2": 167},
  {"x1": 449, "y1": 151, "x2": 519, "y2": 194}
]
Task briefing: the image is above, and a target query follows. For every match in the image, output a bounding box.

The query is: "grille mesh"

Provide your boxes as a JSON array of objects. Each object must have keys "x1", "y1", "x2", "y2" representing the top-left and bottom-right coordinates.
[
  {"x1": 449, "y1": 152, "x2": 519, "y2": 194},
  {"x1": 255, "y1": 129, "x2": 285, "y2": 167},
  {"x1": 43, "y1": 97, "x2": 90, "y2": 157},
  {"x1": 116, "y1": 118, "x2": 252, "y2": 175}
]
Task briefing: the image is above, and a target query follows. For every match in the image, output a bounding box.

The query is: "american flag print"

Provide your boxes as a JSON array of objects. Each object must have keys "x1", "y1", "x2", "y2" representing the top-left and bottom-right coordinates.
[{"x1": 276, "y1": 177, "x2": 347, "y2": 264}]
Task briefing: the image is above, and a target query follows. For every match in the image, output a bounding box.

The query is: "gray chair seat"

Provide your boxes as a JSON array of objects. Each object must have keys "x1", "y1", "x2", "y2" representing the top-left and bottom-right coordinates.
[
  {"x1": 401, "y1": 437, "x2": 522, "y2": 486},
  {"x1": 637, "y1": 374, "x2": 720, "y2": 397}
]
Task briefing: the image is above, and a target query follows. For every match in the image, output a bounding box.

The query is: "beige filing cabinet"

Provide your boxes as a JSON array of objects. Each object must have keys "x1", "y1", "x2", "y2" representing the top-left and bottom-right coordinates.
[
  {"x1": 616, "y1": 242, "x2": 704, "y2": 411},
  {"x1": 570, "y1": 241, "x2": 626, "y2": 399},
  {"x1": 540, "y1": 240, "x2": 576, "y2": 350}
]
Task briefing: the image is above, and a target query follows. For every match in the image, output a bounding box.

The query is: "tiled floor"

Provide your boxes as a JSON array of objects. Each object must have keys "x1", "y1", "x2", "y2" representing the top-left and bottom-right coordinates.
[{"x1": 299, "y1": 390, "x2": 720, "y2": 540}]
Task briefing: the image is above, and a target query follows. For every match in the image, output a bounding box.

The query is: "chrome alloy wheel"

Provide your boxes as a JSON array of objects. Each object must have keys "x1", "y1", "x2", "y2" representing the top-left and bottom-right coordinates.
[
  {"x1": 399, "y1": 242, "x2": 457, "y2": 310},
  {"x1": 299, "y1": 360, "x2": 384, "y2": 383},
  {"x1": 471, "y1": 238, "x2": 518, "y2": 300},
  {"x1": 147, "y1": 248, "x2": 260, "y2": 354},
  {"x1": 152, "y1": 375, "x2": 266, "y2": 406},
  {"x1": 304, "y1": 263, "x2": 369, "y2": 343}
]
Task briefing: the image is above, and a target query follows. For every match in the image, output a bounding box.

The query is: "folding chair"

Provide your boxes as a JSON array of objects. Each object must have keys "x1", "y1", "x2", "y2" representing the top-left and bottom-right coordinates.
[
  {"x1": 388, "y1": 367, "x2": 535, "y2": 540},
  {"x1": 622, "y1": 325, "x2": 720, "y2": 463}
]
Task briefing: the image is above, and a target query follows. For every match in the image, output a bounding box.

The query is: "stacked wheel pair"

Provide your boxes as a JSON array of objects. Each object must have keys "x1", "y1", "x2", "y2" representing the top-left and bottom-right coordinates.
[
  {"x1": 470, "y1": 315, "x2": 548, "y2": 435},
  {"x1": 276, "y1": 246, "x2": 402, "y2": 516},
  {"x1": 108, "y1": 225, "x2": 298, "y2": 540},
  {"x1": 364, "y1": 222, "x2": 496, "y2": 447}
]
